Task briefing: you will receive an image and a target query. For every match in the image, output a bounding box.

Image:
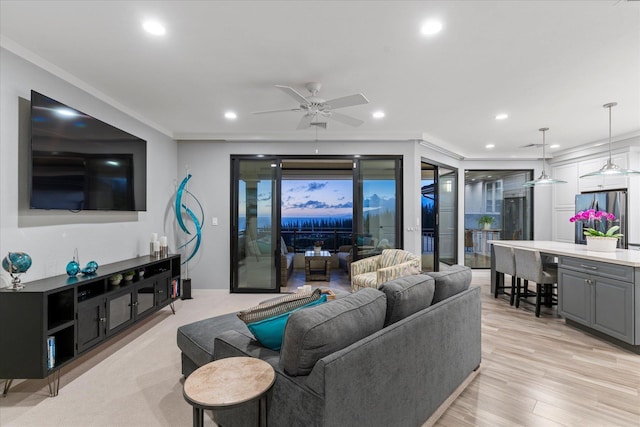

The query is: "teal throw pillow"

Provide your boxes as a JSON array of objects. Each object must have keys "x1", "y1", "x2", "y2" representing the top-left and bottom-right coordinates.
[{"x1": 246, "y1": 295, "x2": 327, "y2": 350}]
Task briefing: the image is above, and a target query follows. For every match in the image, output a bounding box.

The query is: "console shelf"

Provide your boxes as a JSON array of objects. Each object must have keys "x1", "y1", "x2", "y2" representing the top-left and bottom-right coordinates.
[{"x1": 0, "y1": 254, "x2": 181, "y2": 396}]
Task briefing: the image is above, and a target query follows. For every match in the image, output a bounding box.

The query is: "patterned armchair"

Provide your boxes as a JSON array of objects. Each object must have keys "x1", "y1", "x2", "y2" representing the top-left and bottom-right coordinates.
[{"x1": 350, "y1": 249, "x2": 421, "y2": 292}]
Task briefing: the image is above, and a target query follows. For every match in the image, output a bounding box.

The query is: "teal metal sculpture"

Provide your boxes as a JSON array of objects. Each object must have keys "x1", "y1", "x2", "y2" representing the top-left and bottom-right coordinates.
[{"x1": 176, "y1": 173, "x2": 203, "y2": 264}]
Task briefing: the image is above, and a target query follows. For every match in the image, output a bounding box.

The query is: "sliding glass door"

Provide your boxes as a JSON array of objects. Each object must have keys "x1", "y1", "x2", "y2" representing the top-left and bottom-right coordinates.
[
  {"x1": 353, "y1": 158, "x2": 402, "y2": 261},
  {"x1": 230, "y1": 155, "x2": 402, "y2": 292},
  {"x1": 231, "y1": 157, "x2": 280, "y2": 293},
  {"x1": 438, "y1": 166, "x2": 458, "y2": 266},
  {"x1": 421, "y1": 160, "x2": 458, "y2": 271}
]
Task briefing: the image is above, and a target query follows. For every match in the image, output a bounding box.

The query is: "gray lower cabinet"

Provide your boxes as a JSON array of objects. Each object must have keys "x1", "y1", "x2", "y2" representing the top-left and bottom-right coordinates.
[{"x1": 558, "y1": 256, "x2": 635, "y2": 344}]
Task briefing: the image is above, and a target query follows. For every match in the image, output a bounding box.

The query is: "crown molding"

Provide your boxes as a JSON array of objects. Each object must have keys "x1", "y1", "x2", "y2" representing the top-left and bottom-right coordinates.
[{"x1": 1, "y1": 36, "x2": 173, "y2": 138}]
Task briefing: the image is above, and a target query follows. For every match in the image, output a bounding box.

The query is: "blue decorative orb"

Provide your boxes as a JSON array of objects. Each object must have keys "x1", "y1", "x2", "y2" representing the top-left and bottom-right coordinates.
[
  {"x1": 2, "y1": 252, "x2": 32, "y2": 274},
  {"x1": 66, "y1": 260, "x2": 80, "y2": 276},
  {"x1": 82, "y1": 260, "x2": 99, "y2": 275}
]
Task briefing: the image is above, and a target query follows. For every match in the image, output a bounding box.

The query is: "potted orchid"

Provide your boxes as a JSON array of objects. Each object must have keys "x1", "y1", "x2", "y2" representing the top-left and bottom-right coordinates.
[{"x1": 569, "y1": 209, "x2": 622, "y2": 252}]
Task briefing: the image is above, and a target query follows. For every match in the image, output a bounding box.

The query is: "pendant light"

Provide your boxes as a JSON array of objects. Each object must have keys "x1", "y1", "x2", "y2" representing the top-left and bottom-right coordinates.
[
  {"x1": 580, "y1": 102, "x2": 640, "y2": 178},
  {"x1": 523, "y1": 128, "x2": 567, "y2": 187}
]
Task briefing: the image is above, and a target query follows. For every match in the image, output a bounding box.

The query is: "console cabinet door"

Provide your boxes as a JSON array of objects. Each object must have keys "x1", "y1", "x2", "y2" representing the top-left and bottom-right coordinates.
[
  {"x1": 593, "y1": 278, "x2": 634, "y2": 343},
  {"x1": 155, "y1": 272, "x2": 172, "y2": 307},
  {"x1": 106, "y1": 290, "x2": 134, "y2": 335},
  {"x1": 135, "y1": 280, "x2": 156, "y2": 318},
  {"x1": 77, "y1": 298, "x2": 105, "y2": 352},
  {"x1": 558, "y1": 269, "x2": 591, "y2": 325}
]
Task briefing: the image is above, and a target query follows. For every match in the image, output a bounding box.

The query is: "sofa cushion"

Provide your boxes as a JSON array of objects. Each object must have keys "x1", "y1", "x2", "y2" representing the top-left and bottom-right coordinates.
[
  {"x1": 280, "y1": 236, "x2": 288, "y2": 254},
  {"x1": 177, "y1": 312, "x2": 248, "y2": 368},
  {"x1": 245, "y1": 295, "x2": 327, "y2": 350},
  {"x1": 426, "y1": 265, "x2": 472, "y2": 304},
  {"x1": 378, "y1": 274, "x2": 435, "y2": 326},
  {"x1": 280, "y1": 288, "x2": 387, "y2": 376},
  {"x1": 238, "y1": 290, "x2": 328, "y2": 349}
]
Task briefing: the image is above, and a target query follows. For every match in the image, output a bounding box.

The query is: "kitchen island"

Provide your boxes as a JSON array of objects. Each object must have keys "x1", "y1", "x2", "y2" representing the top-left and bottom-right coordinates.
[{"x1": 490, "y1": 240, "x2": 640, "y2": 353}]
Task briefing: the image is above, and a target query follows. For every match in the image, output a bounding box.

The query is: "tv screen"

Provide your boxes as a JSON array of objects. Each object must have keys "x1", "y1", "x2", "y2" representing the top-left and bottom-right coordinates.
[{"x1": 30, "y1": 90, "x2": 147, "y2": 211}]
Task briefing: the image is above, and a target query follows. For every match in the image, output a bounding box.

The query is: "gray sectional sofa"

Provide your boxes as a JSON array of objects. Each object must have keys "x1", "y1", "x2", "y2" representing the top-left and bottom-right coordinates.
[{"x1": 176, "y1": 265, "x2": 480, "y2": 427}]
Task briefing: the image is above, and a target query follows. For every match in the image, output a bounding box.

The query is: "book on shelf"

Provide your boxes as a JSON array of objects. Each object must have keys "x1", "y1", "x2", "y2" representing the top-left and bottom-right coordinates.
[
  {"x1": 172, "y1": 279, "x2": 180, "y2": 298},
  {"x1": 47, "y1": 336, "x2": 55, "y2": 369}
]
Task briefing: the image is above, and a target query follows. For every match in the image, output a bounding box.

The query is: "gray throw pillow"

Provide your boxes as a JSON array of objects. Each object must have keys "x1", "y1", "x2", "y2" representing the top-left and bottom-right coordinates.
[
  {"x1": 426, "y1": 265, "x2": 472, "y2": 304},
  {"x1": 379, "y1": 274, "x2": 435, "y2": 326},
  {"x1": 279, "y1": 288, "x2": 387, "y2": 376}
]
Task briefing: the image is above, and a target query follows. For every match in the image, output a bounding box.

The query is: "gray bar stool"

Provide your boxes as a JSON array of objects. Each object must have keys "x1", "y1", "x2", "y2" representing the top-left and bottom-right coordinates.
[
  {"x1": 493, "y1": 245, "x2": 517, "y2": 305},
  {"x1": 513, "y1": 247, "x2": 558, "y2": 317}
]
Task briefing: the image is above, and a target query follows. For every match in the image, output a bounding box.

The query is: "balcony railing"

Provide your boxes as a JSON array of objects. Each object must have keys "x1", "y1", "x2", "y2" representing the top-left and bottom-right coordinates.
[{"x1": 281, "y1": 229, "x2": 352, "y2": 253}]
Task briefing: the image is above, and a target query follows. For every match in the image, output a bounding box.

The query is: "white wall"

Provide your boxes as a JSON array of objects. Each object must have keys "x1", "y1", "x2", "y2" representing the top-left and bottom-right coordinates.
[{"x1": 0, "y1": 48, "x2": 178, "y2": 287}]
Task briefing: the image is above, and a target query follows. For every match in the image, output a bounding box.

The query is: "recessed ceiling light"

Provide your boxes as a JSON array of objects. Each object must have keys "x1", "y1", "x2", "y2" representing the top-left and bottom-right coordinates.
[
  {"x1": 420, "y1": 20, "x2": 443, "y2": 36},
  {"x1": 224, "y1": 111, "x2": 237, "y2": 120},
  {"x1": 550, "y1": 144, "x2": 560, "y2": 149},
  {"x1": 143, "y1": 21, "x2": 166, "y2": 36},
  {"x1": 372, "y1": 111, "x2": 385, "y2": 119},
  {"x1": 487, "y1": 175, "x2": 492, "y2": 178},
  {"x1": 495, "y1": 113, "x2": 508, "y2": 120},
  {"x1": 485, "y1": 144, "x2": 495, "y2": 149}
]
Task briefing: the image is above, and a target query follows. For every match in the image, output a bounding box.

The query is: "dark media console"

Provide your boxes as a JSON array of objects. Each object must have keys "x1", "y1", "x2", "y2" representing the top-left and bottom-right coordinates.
[{"x1": 0, "y1": 254, "x2": 180, "y2": 396}]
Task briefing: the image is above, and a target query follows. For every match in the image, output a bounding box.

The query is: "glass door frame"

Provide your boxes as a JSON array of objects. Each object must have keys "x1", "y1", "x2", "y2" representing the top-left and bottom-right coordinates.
[
  {"x1": 352, "y1": 156, "x2": 403, "y2": 262},
  {"x1": 421, "y1": 158, "x2": 459, "y2": 271},
  {"x1": 230, "y1": 155, "x2": 281, "y2": 293},
  {"x1": 230, "y1": 154, "x2": 403, "y2": 292}
]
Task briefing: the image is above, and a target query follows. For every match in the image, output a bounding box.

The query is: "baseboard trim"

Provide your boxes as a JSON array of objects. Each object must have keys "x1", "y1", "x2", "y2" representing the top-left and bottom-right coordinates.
[{"x1": 422, "y1": 367, "x2": 480, "y2": 427}]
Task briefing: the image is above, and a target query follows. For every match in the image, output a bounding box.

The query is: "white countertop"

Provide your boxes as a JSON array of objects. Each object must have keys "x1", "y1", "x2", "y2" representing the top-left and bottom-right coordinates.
[{"x1": 489, "y1": 240, "x2": 640, "y2": 267}]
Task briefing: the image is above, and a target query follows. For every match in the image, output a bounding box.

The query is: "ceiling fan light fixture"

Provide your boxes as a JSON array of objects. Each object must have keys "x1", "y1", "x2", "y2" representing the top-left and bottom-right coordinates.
[
  {"x1": 579, "y1": 102, "x2": 640, "y2": 178},
  {"x1": 372, "y1": 111, "x2": 385, "y2": 119},
  {"x1": 523, "y1": 127, "x2": 567, "y2": 187}
]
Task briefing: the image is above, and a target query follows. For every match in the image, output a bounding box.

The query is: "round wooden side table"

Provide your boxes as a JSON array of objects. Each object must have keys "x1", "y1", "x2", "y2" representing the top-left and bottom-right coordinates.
[{"x1": 183, "y1": 357, "x2": 275, "y2": 427}]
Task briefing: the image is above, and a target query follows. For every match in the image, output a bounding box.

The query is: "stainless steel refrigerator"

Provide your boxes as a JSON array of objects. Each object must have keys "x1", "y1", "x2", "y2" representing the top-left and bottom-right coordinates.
[{"x1": 575, "y1": 191, "x2": 627, "y2": 249}]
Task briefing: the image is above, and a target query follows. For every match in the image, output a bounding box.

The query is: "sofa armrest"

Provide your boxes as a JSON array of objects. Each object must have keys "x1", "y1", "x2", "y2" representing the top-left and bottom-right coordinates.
[
  {"x1": 375, "y1": 259, "x2": 421, "y2": 285},
  {"x1": 350, "y1": 254, "x2": 380, "y2": 277}
]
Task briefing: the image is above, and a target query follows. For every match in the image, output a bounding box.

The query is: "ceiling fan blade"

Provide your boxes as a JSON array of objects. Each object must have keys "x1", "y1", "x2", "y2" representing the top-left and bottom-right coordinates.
[
  {"x1": 330, "y1": 112, "x2": 364, "y2": 127},
  {"x1": 275, "y1": 85, "x2": 309, "y2": 105},
  {"x1": 251, "y1": 108, "x2": 303, "y2": 115},
  {"x1": 324, "y1": 93, "x2": 369, "y2": 110},
  {"x1": 296, "y1": 114, "x2": 314, "y2": 130}
]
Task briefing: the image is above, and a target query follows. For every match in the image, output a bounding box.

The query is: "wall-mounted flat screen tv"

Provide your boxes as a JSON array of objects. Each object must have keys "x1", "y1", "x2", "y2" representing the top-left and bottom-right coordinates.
[{"x1": 30, "y1": 90, "x2": 147, "y2": 211}]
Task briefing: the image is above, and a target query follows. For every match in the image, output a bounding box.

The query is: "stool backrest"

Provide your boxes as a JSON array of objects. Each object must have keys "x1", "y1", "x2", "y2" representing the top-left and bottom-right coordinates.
[
  {"x1": 513, "y1": 247, "x2": 544, "y2": 283},
  {"x1": 493, "y1": 245, "x2": 516, "y2": 276}
]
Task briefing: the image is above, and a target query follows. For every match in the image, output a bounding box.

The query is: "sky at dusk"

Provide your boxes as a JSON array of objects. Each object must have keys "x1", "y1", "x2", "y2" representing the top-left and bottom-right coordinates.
[{"x1": 239, "y1": 179, "x2": 397, "y2": 220}]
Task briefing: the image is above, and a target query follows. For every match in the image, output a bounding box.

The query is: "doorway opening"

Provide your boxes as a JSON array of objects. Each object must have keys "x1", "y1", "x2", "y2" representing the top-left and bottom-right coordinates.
[
  {"x1": 230, "y1": 155, "x2": 402, "y2": 293},
  {"x1": 463, "y1": 169, "x2": 533, "y2": 268}
]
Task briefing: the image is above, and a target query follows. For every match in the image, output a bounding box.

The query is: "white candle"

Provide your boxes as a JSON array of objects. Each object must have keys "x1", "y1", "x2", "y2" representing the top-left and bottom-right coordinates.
[
  {"x1": 151, "y1": 233, "x2": 158, "y2": 243},
  {"x1": 153, "y1": 241, "x2": 160, "y2": 252},
  {"x1": 160, "y1": 236, "x2": 168, "y2": 246}
]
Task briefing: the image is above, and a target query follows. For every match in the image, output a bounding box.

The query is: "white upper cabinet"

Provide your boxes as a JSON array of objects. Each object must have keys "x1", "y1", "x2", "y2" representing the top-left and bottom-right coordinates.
[
  {"x1": 552, "y1": 163, "x2": 578, "y2": 209},
  {"x1": 578, "y1": 154, "x2": 629, "y2": 192}
]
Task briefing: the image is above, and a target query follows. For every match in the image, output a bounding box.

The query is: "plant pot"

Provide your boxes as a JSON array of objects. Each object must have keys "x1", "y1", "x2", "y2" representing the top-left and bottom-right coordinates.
[
  {"x1": 586, "y1": 236, "x2": 618, "y2": 252},
  {"x1": 483, "y1": 223, "x2": 491, "y2": 230},
  {"x1": 314, "y1": 246, "x2": 321, "y2": 254}
]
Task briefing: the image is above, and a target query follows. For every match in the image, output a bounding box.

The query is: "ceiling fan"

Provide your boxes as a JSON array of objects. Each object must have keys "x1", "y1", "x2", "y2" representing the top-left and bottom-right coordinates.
[{"x1": 252, "y1": 82, "x2": 369, "y2": 129}]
